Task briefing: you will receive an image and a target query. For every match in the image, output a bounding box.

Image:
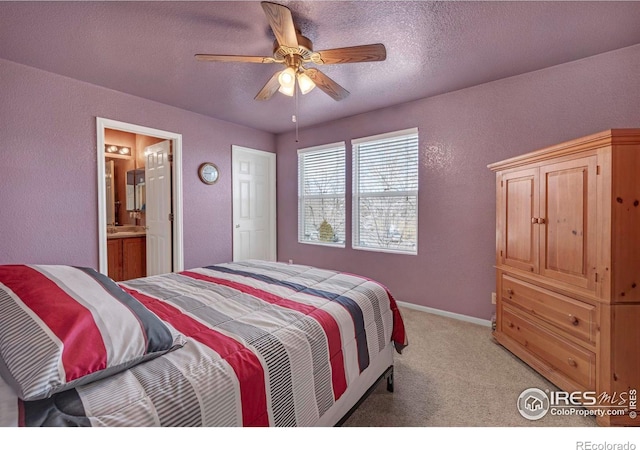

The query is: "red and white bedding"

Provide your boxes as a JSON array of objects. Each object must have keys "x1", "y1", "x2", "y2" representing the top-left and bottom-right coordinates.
[{"x1": 0, "y1": 260, "x2": 406, "y2": 427}]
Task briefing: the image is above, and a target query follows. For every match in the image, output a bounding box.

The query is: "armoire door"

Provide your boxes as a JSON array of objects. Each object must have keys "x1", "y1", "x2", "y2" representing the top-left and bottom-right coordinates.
[
  {"x1": 500, "y1": 167, "x2": 539, "y2": 273},
  {"x1": 539, "y1": 156, "x2": 597, "y2": 291}
]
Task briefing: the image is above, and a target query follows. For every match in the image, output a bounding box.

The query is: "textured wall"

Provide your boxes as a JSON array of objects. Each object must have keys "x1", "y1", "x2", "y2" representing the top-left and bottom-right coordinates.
[
  {"x1": 276, "y1": 44, "x2": 640, "y2": 321},
  {"x1": 0, "y1": 58, "x2": 275, "y2": 270}
]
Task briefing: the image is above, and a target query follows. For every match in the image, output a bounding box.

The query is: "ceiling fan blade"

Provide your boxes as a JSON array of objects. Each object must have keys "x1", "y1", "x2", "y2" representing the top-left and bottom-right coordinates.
[
  {"x1": 311, "y1": 43, "x2": 387, "y2": 65},
  {"x1": 195, "y1": 54, "x2": 277, "y2": 64},
  {"x1": 303, "y1": 68, "x2": 350, "y2": 101},
  {"x1": 255, "y1": 71, "x2": 282, "y2": 101},
  {"x1": 261, "y1": 2, "x2": 298, "y2": 49}
]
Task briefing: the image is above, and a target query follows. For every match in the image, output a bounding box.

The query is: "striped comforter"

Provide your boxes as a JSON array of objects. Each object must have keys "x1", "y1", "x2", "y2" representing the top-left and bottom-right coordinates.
[{"x1": 5, "y1": 260, "x2": 406, "y2": 427}]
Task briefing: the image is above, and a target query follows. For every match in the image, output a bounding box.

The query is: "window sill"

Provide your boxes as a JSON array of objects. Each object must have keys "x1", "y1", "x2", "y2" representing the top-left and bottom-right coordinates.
[
  {"x1": 298, "y1": 240, "x2": 345, "y2": 249},
  {"x1": 352, "y1": 245, "x2": 417, "y2": 256}
]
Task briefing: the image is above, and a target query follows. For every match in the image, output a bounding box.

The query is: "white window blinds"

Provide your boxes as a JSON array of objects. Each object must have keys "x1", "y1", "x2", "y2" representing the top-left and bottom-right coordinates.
[
  {"x1": 298, "y1": 143, "x2": 346, "y2": 247},
  {"x1": 352, "y1": 128, "x2": 419, "y2": 254}
]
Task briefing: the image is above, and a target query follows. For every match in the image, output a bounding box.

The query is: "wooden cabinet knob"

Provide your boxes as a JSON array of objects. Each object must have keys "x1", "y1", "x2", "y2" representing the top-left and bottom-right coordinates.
[
  {"x1": 537, "y1": 218, "x2": 546, "y2": 224},
  {"x1": 507, "y1": 288, "x2": 514, "y2": 296},
  {"x1": 506, "y1": 320, "x2": 514, "y2": 328},
  {"x1": 569, "y1": 314, "x2": 579, "y2": 326},
  {"x1": 531, "y1": 217, "x2": 538, "y2": 224},
  {"x1": 568, "y1": 358, "x2": 577, "y2": 367}
]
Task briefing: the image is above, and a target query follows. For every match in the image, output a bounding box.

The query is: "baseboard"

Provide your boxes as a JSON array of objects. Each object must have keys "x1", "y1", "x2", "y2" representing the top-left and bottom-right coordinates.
[{"x1": 396, "y1": 301, "x2": 492, "y2": 327}]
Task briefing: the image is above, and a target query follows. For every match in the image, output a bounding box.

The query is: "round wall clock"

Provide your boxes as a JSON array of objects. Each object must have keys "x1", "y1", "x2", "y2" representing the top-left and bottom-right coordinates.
[{"x1": 198, "y1": 162, "x2": 219, "y2": 185}]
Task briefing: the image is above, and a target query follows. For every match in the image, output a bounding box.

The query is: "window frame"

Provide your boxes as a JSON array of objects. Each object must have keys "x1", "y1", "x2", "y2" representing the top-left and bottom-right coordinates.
[
  {"x1": 351, "y1": 128, "x2": 419, "y2": 255},
  {"x1": 297, "y1": 142, "x2": 346, "y2": 248}
]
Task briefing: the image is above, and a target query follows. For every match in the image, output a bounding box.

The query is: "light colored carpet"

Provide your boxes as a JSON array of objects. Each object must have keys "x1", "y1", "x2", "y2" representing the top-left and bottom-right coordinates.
[{"x1": 342, "y1": 306, "x2": 596, "y2": 427}]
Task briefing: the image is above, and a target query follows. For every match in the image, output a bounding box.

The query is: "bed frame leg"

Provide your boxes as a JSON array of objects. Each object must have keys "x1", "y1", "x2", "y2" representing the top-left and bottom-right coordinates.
[{"x1": 386, "y1": 366, "x2": 394, "y2": 393}]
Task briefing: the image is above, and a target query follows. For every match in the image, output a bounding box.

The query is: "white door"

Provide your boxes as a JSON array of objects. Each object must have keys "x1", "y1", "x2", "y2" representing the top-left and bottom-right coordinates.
[
  {"x1": 232, "y1": 146, "x2": 276, "y2": 262},
  {"x1": 145, "y1": 140, "x2": 172, "y2": 275}
]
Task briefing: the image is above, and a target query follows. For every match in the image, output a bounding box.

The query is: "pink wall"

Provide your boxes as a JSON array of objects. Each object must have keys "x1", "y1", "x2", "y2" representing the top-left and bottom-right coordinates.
[
  {"x1": 276, "y1": 44, "x2": 640, "y2": 321},
  {"x1": 0, "y1": 58, "x2": 275, "y2": 270}
]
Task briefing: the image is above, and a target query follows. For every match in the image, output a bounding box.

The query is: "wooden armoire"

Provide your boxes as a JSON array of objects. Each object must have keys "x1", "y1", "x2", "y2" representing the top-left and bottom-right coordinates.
[{"x1": 488, "y1": 129, "x2": 640, "y2": 426}]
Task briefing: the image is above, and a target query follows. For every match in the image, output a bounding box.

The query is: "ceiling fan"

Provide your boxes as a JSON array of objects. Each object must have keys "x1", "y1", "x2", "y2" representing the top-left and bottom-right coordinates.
[{"x1": 195, "y1": 1, "x2": 386, "y2": 101}]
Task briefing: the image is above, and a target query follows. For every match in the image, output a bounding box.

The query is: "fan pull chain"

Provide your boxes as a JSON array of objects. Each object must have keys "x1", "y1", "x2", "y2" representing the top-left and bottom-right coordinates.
[{"x1": 293, "y1": 82, "x2": 299, "y2": 142}]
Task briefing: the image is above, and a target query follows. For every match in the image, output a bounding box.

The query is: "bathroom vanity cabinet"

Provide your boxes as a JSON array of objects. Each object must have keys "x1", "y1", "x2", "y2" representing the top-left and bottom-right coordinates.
[{"x1": 107, "y1": 236, "x2": 146, "y2": 281}]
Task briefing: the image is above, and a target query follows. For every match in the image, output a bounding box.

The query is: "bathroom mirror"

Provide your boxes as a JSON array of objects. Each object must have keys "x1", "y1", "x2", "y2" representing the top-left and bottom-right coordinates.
[
  {"x1": 126, "y1": 169, "x2": 145, "y2": 211},
  {"x1": 106, "y1": 160, "x2": 115, "y2": 226},
  {"x1": 104, "y1": 136, "x2": 142, "y2": 226}
]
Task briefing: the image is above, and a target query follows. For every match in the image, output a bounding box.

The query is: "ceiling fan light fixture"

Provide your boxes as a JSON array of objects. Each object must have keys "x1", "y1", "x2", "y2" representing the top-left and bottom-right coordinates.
[
  {"x1": 297, "y1": 72, "x2": 316, "y2": 95},
  {"x1": 278, "y1": 67, "x2": 296, "y2": 89},
  {"x1": 278, "y1": 83, "x2": 295, "y2": 97}
]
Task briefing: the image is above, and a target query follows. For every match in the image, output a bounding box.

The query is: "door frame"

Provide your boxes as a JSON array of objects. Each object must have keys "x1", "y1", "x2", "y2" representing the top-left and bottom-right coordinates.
[
  {"x1": 96, "y1": 117, "x2": 184, "y2": 276},
  {"x1": 231, "y1": 145, "x2": 277, "y2": 261}
]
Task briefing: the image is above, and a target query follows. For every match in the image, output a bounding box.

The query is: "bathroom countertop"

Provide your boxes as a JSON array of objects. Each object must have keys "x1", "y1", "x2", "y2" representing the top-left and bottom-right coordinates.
[
  {"x1": 106, "y1": 226, "x2": 147, "y2": 239},
  {"x1": 107, "y1": 231, "x2": 146, "y2": 239}
]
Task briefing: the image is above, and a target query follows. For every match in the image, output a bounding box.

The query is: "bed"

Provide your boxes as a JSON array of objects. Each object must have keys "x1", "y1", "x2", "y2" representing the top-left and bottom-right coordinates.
[{"x1": 0, "y1": 260, "x2": 407, "y2": 427}]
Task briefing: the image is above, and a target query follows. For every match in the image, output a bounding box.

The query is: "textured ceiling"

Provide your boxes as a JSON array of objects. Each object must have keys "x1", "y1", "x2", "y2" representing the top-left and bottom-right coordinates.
[{"x1": 2, "y1": 1, "x2": 640, "y2": 134}]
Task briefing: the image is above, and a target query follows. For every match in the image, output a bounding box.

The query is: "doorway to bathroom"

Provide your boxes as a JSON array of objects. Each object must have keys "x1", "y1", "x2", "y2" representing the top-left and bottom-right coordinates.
[{"x1": 96, "y1": 117, "x2": 184, "y2": 280}]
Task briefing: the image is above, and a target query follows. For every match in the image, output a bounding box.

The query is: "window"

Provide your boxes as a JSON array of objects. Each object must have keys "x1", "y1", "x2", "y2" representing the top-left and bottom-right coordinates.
[
  {"x1": 352, "y1": 128, "x2": 419, "y2": 254},
  {"x1": 298, "y1": 143, "x2": 346, "y2": 247}
]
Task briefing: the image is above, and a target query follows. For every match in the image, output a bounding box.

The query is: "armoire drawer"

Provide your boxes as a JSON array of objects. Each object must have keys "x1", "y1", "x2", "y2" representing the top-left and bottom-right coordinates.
[
  {"x1": 501, "y1": 305, "x2": 595, "y2": 390},
  {"x1": 502, "y1": 274, "x2": 596, "y2": 345}
]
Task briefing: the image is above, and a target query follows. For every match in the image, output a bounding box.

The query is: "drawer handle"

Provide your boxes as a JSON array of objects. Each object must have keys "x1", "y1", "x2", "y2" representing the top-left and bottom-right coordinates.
[
  {"x1": 505, "y1": 320, "x2": 514, "y2": 329},
  {"x1": 568, "y1": 314, "x2": 580, "y2": 326},
  {"x1": 506, "y1": 288, "x2": 514, "y2": 296},
  {"x1": 568, "y1": 358, "x2": 577, "y2": 368}
]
